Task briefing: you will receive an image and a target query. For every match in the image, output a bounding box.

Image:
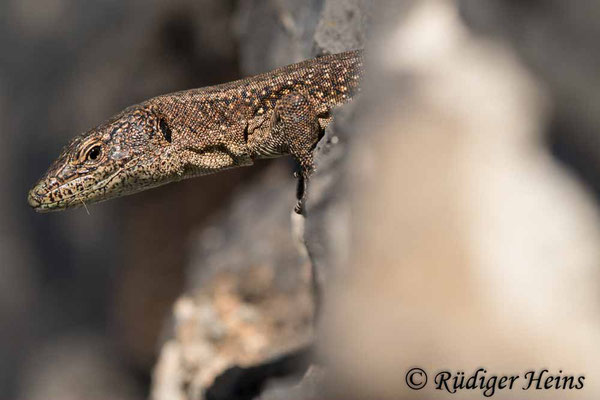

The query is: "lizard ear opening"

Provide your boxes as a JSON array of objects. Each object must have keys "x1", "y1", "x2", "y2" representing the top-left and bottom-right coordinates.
[{"x1": 159, "y1": 118, "x2": 172, "y2": 143}]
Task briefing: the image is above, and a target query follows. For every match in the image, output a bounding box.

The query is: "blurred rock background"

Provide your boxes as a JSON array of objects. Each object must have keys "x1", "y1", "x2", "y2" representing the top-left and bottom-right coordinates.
[{"x1": 2, "y1": 0, "x2": 600, "y2": 399}]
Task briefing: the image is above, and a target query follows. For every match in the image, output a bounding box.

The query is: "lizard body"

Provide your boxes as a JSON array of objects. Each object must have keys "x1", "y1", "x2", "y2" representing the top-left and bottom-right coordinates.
[{"x1": 28, "y1": 50, "x2": 363, "y2": 212}]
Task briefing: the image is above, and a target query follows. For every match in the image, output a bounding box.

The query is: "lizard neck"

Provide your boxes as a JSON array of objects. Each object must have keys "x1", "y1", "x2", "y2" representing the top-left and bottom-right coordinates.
[{"x1": 149, "y1": 92, "x2": 253, "y2": 173}]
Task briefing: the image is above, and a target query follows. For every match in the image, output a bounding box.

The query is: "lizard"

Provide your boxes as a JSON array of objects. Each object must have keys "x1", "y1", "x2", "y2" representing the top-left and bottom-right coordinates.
[{"x1": 27, "y1": 49, "x2": 363, "y2": 213}]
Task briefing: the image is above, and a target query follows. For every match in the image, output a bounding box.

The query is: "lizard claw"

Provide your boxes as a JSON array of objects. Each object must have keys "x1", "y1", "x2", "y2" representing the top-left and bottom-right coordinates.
[{"x1": 294, "y1": 172, "x2": 308, "y2": 214}]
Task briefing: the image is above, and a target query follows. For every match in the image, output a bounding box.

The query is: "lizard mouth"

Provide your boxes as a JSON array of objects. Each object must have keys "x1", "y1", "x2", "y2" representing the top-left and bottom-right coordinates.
[
  {"x1": 28, "y1": 171, "x2": 122, "y2": 212},
  {"x1": 27, "y1": 158, "x2": 140, "y2": 213}
]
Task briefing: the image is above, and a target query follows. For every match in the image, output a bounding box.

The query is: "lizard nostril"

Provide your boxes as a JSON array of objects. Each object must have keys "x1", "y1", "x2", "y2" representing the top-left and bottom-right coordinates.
[
  {"x1": 29, "y1": 178, "x2": 53, "y2": 200},
  {"x1": 29, "y1": 182, "x2": 48, "y2": 197}
]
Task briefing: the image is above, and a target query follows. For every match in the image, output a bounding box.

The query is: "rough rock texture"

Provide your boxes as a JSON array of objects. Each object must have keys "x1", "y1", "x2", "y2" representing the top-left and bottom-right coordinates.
[
  {"x1": 305, "y1": 0, "x2": 371, "y2": 290},
  {"x1": 151, "y1": 163, "x2": 315, "y2": 400},
  {"x1": 235, "y1": 0, "x2": 323, "y2": 72}
]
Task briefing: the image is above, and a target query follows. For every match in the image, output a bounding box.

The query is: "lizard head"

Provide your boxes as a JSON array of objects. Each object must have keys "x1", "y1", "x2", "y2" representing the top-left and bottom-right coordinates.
[{"x1": 28, "y1": 103, "x2": 183, "y2": 212}]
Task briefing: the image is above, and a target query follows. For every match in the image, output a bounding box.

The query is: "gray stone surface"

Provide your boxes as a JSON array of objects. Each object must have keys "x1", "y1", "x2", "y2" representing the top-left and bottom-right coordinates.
[
  {"x1": 305, "y1": 0, "x2": 370, "y2": 289},
  {"x1": 151, "y1": 164, "x2": 315, "y2": 400},
  {"x1": 235, "y1": 0, "x2": 323, "y2": 73},
  {"x1": 314, "y1": 0, "x2": 371, "y2": 54}
]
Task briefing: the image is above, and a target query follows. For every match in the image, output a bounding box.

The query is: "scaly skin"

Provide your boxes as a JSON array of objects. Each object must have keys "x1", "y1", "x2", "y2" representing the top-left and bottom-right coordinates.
[{"x1": 28, "y1": 50, "x2": 363, "y2": 212}]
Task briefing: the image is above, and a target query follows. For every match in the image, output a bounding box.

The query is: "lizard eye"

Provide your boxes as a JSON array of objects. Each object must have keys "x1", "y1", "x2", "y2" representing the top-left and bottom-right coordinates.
[{"x1": 85, "y1": 145, "x2": 103, "y2": 162}]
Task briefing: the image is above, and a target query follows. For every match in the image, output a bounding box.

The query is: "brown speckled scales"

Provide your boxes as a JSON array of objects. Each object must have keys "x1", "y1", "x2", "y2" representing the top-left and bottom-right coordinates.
[{"x1": 28, "y1": 50, "x2": 363, "y2": 212}]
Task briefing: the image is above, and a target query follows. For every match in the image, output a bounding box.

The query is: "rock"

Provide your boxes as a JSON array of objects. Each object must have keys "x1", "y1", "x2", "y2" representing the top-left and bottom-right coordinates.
[
  {"x1": 319, "y1": 0, "x2": 600, "y2": 398},
  {"x1": 459, "y1": 0, "x2": 600, "y2": 195},
  {"x1": 151, "y1": 164, "x2": 314, "y2": 400}
]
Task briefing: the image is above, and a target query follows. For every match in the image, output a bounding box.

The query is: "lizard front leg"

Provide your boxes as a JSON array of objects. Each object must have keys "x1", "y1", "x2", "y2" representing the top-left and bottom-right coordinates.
[
  {"x1": 248, "y1": 92, "x2": 324, "y2": 213},
  {"x1": 272, "y1": 92, "x2": 322, "y2": 173}
]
